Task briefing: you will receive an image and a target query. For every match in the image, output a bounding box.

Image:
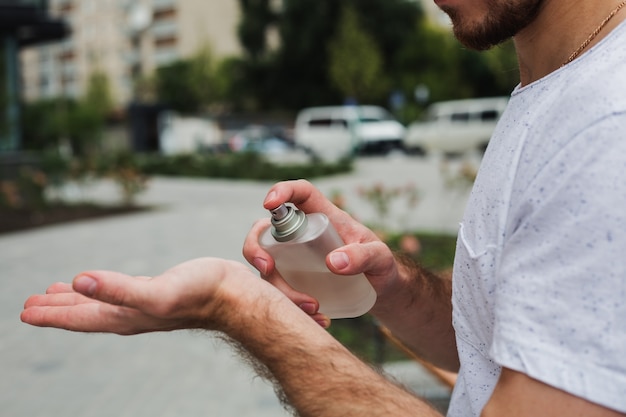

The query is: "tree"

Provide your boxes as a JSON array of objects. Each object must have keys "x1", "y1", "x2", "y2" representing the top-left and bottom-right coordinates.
[
  {"x1": 233, "y1": 0, "x2": 517, "y2": 112},
  {"x1": 394, "y1": 22, "x2": 471, "y2": 105},
  {"x1": 234, "y1": 0, "x2": 425, "y2": 110},
  {"x1": 84, "y1": 71, "x2": 114, "y2": 117},
  {"x1": 392, "y1": 21, "x2": 519, "y2": 121},
  {"x1": 328, "y1": 5, "x2": 386, "y2": 103},
  {"x1": 237, "y1": 0, "x2": 276, "y2": 61},
  {"x1": 155, "y1": 45, "x2": 219, "y2": 114},
  {"x1": 21, "y1": 72, "x2": 114, "y2": 155},
  {"x1": 257, "y1": 0, "x2": 341, "y2": 109}
]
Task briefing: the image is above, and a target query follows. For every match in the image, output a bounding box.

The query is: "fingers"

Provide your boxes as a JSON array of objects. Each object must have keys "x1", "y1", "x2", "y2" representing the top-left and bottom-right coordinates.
[
  {"x1": 263, "y1": 179, "x2": 335, "y2": 214},
  {"x1": 263, "y1": 180, "x2": 363, "y2": 234},
  {"x1": 21, "y1": 301, "x2": 159, "y2": 335},
  {"x1": 327, "y1": 241, "x2": 397, "y2": 285},
  {"x1": 21, "y1": 271, "x2": 162, "y2": 334},
  {"x1": 311, "y1": 312, "x2": 331, "y2": 329},
  {"x1": 242, "y1": 218, "x2": 274, "y2": 275},
  {"x1": 21, "y1": 258, "x2": 264, "y2": 335},
  {"x1": 24, "y1": 291, "x2": 93, "y2": 308},
  {"x1": 264, "y1": 180, "x2": 358, "y2": 230},
  {"x1": 323, "y1": 241, "x2": 399, "y2": 316},
  {"x1": 262, "y1": 180, "x2": 380, "y2": 243},
  {"x1": 46, "y1": 282, "x2": 73, "y2": 294},
  {"x1": 21, "y1": 286, "x2": 144, "y2": 334},
  {"x1": 242, "y1": 218, "x2": 322, "y2": 315},
  {"x1": 264, "y1": 272, "x2": 320, "y2": 311},
  {"x1": 246, "y1": 180, "x2": 390, "y2": 319},
  {"x1": 71, "y1": 270, "x2": 160, "y2": 311}
]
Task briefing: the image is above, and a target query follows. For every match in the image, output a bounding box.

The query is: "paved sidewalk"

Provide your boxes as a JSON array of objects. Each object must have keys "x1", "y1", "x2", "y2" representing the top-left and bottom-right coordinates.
[{"x1": 2, "y1": 156, "x2": 468, "y2": 416}]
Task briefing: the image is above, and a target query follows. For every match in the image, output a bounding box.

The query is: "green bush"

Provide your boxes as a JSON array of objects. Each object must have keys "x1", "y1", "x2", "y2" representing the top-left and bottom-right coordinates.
[
  {"x1": 0, "y1": 167, "x2": 48, "y2": 210},
  {"x1": 137, "y1": 152, "x2": 353, "y2": 181},
  {"x1": 97, "y1": 152, "x2": 149, "y2": 206},
  {"x1": 386, "y1": 232, "x2": 457, "y2": 272}
]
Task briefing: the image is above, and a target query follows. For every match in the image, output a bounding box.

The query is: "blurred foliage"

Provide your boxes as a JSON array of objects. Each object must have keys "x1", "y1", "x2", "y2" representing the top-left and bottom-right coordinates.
[
  {"x1": 1, "y1": 149, "x2": 351, "y2": 212},
  {"x1": 356, "y1": 182, "x2": 420, "y2": 233},
  {"x1": 21, "y1": 98, "x2": 101, "y2": 155},
  {"x1": 328, "y1": 5, "x2": 386, "y2": 103},
  {"x1": 0, "y1": 166, "x2": 48, "y2": 210},
  {"x1": 137, "y1": 0, "x2": 519, "y2": 118},
  {"x1": 155, "y1": 44, "x2": 221, "y2": 114},
  {"x1": 137, "y1": 151, "x2": 353, "y2": 181},
  {"x1": 0, "y1": 151, "x2": 149, "y2": 210},
  {"x1": 84, "y1": 71, "x2": 114, "y2": 117},
  {"x1": 21, "y1": 71, "x2": 113, "y2": 156},
  {"x1": 386, "y1": 231, "x2": 457, "y2": 273},
  {"x1": 98, "y1": 152, "x2": 149, "y2": 206},
  {"x1": 230, "y1": 0, "x2": 519, "y2": 116},
  {"x1": 237, "y1": 0, "x2": 277, "y2": 61}
]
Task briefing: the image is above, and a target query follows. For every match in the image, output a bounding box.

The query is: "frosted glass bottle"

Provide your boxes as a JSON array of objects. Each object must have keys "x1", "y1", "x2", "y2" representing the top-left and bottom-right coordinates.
[{"x1": 259, "y1": 203, "x2": 377, "y2": 319}]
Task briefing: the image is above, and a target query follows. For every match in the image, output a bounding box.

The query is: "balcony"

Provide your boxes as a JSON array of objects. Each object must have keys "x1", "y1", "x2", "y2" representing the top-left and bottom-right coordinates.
[
  {"x1": 154, "y1": 35, "x2": 177, "y2": 48},
  {"x1": 124, "y1": 49, "x2": 141, "y2": 65},
  {"x1": 152, "y1": 0, "x2": 176, "y2": 12},
  {"x1": 153, "y1": 46, "x2": 178, "y2": 66},
  {"x1": 150, "y1": 20, "x2": 177, "y2": 40}
]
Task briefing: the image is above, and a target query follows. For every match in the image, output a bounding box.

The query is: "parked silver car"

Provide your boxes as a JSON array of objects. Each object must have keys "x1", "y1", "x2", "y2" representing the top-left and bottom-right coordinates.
[
  {"x1": 294, "y1": 105, "x2": 406, "y2": 161},
  {"x1": 404, "y1": 97, "x2": 509, "y2": 156}
]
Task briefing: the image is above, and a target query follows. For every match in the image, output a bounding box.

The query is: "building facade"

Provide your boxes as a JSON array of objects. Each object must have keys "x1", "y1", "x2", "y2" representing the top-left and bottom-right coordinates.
[
  {"x1": 20, "y1": 0, "x2": 242, "y2": 107},
  {"x1": 19, "y1": 0, "x2": 445, "y2": 110}
]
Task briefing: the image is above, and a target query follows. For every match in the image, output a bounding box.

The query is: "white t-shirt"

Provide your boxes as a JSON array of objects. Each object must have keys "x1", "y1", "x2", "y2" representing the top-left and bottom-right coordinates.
[{"x1": 448, "y1": 20, "x2": 626, "y2": 416}]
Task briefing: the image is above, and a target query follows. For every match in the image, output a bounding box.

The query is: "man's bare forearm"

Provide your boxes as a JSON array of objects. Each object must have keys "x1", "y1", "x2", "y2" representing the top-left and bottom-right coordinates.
[
  {"x1": 220, "y1": 288, "x2": 443, "y2": 417},
  {"x1": 371, "y1": 253, "x2": 458, "y2": 371}
]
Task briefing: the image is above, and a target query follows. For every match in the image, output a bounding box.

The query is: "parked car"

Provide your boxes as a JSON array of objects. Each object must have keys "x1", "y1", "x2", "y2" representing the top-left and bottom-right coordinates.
[
  {"x1": 294, "y1": 105, "x2": 406, "y2": 161},
  {"x1": 158, "y1": 111, "x2": 222, "y2": 155},
  {"x1": 404, "y1": 97, "x2": 509, "y2": 156},
  {"x1": 227, "y1": 125, "x2": 311, "y2": 164}
]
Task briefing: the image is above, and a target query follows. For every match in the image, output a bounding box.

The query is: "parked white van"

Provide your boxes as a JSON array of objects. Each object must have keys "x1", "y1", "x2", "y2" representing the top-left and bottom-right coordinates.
[
  {"x1": 158, "y1": 111, "x2": 221, "y2": 155},
  {"x1": 294, "y1": 105, "x2": 406, "y2": 161},
  {"x1": 404, "y1": 97, "x2": 509, "y2": 155}
]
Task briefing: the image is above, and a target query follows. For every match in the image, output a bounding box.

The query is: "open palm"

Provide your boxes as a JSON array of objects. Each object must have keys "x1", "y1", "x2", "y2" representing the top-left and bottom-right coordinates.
[{"x1": 21, "y1": 258, "x2": 260, "y2": 335}]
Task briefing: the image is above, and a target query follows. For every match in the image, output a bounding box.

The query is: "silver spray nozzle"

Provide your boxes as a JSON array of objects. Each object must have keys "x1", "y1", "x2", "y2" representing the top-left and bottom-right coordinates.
[
  {"x1": 270, "y1": 204, "x2": 290, "y2": 221},
  {"x1": 269, "y1": 204, "x2": 307, "y2": 242}
]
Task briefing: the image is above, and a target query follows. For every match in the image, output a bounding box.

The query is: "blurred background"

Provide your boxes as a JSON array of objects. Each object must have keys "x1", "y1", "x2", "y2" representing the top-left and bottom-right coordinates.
[
  {"x1": 1, "y1": 1, "x2": 520, "y2": 415},
  {"x1": 0, "y1": 0, "x2": 518, "y2": 164}
]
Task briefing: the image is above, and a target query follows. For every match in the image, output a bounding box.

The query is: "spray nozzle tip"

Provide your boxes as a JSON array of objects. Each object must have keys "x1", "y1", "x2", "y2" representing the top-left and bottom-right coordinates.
[{"x1": 270, "y1": 204, "x2": 290, "y2": 220}]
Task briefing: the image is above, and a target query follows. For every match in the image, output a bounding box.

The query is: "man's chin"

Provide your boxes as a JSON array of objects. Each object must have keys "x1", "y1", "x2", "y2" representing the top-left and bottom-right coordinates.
[{"x1": 440, "y1": 6, "x2": 510, "y2": 51}]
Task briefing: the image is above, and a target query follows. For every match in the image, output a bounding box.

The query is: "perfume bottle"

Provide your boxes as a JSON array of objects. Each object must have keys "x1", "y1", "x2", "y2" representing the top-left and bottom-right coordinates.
[{"x1": 259, "y1": 203, "x2": 377, "y2": 319}]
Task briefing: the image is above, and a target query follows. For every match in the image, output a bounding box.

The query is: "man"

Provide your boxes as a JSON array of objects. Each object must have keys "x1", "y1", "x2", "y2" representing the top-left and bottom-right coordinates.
[{"x1": 21, "y1": 0, "x2": 626, "y2": 415}]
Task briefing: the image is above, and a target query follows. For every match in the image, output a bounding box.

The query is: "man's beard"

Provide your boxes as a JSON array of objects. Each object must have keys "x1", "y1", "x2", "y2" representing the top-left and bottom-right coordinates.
[{"x1": 441, "y1": 0, "x2": 544, "y2": 50}]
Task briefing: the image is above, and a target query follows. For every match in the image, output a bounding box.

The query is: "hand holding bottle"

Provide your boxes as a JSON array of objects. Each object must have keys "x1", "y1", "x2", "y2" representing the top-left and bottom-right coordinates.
[
  {"x1": 243, "y1": 180, "x2": 402, "y2": 324},
  {"x1": 259, "y1": 203, "x2": 376, "y2": 319}
]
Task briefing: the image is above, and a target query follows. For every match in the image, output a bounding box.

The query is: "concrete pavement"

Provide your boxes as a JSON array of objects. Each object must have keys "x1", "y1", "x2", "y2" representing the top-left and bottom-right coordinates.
[{"x1": 1, "y1": 155, "x2": 472, "y2": 416}]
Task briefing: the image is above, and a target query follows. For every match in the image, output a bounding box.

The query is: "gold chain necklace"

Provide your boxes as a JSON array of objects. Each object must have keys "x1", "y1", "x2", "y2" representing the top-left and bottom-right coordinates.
[{"x1": 564, "y1": 0, "x2": 626, "y2": 65}]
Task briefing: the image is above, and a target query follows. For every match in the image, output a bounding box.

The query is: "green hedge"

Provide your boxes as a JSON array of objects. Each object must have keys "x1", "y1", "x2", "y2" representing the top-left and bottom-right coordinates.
[{"x1": 136, "y1": 152, "x2": 353, "y2": 181}]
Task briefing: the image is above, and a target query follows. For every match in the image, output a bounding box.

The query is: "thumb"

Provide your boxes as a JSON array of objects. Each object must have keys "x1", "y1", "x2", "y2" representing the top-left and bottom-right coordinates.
[
  {"x1": 327, "y1": 241, "x2": 396, "y2": 278},
  {"x1": 73, "y1": 271, "x2": 155, "y2": 309}
]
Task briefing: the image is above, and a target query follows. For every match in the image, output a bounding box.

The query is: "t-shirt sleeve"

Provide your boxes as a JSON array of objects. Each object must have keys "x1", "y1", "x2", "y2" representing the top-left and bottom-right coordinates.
[{"x1": 490, "y1": 113, "x2": 626, "y2": 412}]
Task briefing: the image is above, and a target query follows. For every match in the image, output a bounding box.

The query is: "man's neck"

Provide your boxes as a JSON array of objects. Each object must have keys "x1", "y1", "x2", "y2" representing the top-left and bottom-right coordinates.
[{"x1": 514, "y1": 0, "x2": 626, "y2": 86}]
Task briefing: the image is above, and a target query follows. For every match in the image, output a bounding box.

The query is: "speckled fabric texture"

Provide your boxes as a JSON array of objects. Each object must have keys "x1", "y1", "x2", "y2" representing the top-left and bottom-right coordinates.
[{"x1": 448, "y1": 21, "x2": 626, "y2": 416}]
